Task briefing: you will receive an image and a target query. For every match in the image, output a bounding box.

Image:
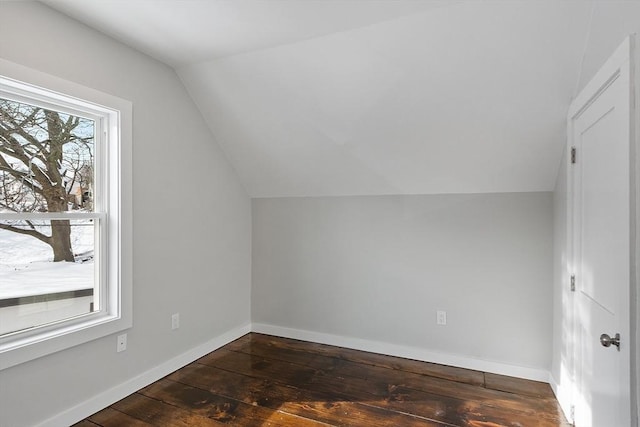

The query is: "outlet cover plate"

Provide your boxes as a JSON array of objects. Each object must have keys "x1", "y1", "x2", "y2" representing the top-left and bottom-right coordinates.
[
  {"x1": 117, "y1": 333, "x2": 127, "y2": 352},
  {"x1": 171, "y1": 313, "x2": 180, "y2": 330}
]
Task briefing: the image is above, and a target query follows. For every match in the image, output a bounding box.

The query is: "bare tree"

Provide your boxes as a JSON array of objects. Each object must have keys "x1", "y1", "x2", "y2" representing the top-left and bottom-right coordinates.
[{"x1": 0, "y1": 98, "x2": 94, "y2": 262}]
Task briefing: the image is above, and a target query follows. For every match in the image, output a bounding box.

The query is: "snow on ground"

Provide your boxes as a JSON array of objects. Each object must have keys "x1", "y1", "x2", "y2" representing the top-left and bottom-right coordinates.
[{"x1": 0, "y1": 221, "x2": 95, "y2": 299}]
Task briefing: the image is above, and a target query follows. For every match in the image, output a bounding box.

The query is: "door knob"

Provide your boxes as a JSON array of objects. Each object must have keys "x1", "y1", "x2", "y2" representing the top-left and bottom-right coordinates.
[{"x1": 600, "y1": 333, "x2": 621, "y2": 351}]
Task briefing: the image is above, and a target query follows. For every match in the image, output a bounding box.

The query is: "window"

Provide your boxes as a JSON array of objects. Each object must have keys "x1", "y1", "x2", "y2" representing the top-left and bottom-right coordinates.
[{"x1": 0, "y1": 61, "x2": 132, "y2": 370}]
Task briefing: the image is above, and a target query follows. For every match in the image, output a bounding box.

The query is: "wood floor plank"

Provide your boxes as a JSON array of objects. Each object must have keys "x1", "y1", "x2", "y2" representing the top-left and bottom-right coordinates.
[
  {"x1": 81, "y1": 333, "x2": 570, "y2": 427},
  {"x1": 141, "y1": 377, "x2": 332, "y2": 427},
  {"x1": 195, "y1": 348, "x2": 567, "y2": 426},
  {"x1": 484, "y1": 373, "x2": 555, "y2": 398},
  {"x1": 71, "y1": 420, "x2": 100, "y2": 427},
  {"x1": 325, "y1": 357, "x2": 561, "y2": 413},
  {"x1": 88, "y1": 407, "x2": 154, "y2": 427},
  {"x1": 200, "y1": 347, "x2": 560, "y2": 415},
  {"x1": 111, "y1": 393, "x2": 225, "y2": 426},
  {"x1": 170, "y1": 362, "x2": 449, "y2": 426},
  {"x1": 241, "y1": 334, "x2": 486, "y2": 386},
  {"x1": 241, "y1": 334, "x2": 563, "y2": 418}
]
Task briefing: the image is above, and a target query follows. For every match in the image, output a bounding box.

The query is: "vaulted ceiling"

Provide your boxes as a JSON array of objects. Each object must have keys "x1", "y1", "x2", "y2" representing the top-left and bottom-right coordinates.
[{"x1": 43, "y1": 0, "x2": 599, "y2": 197}]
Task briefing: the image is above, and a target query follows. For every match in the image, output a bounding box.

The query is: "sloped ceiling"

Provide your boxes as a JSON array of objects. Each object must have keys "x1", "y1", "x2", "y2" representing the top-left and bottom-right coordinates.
[{"x1": 43, "y1": 0, "x2": 595, "y2": 197}]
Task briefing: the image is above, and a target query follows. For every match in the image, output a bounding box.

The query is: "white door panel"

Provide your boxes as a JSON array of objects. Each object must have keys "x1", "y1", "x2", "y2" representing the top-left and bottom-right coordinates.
[
  {"x1": 570, "y1": 37, "x2": 632, "y2": 427},
  {"x1": 579, "y1": 85, "x2": 628, "y2": 315}
]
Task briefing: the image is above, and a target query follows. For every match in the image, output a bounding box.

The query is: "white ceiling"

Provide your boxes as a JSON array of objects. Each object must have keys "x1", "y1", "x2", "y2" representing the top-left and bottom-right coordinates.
[
  {"x1": 42, "y1": 0, "x2": 454, "y2": 66},
  {"x1": 43, "y1": 0, "x2": 596, "y2": 197}
]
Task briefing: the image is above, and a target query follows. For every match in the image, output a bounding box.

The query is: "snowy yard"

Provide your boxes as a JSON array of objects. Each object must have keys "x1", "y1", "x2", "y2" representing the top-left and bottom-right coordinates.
[{"x1": 0, "y1": 222, "x2": 95, "y2": 299}]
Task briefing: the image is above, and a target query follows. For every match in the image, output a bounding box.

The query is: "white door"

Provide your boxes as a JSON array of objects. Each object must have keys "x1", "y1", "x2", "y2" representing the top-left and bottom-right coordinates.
[{"x1": 569, "y1": 37, "x2": 633, "y2": 427}]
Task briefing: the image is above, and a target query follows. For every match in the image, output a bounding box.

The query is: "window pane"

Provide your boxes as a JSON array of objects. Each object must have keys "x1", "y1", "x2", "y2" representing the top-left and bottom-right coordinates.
[
  {"x1": 0, "y1": 97, "x2": 95, "y2": 213},
  {"x1": 0, "y1": 219, "x2": 96, "y2": 336}
]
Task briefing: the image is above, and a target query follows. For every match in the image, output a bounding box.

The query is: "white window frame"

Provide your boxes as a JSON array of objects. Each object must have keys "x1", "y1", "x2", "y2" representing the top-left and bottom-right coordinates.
[{"x1": 0, "y1": 59, "x2": 132, "y2": 370}]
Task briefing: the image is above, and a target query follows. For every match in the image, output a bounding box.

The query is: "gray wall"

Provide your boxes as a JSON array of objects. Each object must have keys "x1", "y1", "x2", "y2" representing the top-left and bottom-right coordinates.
[
  {"x1": 0, "y1": 3, "x2": 251, "y2": 426},
  {"x1": 252, "y1": 192, "x2": 553, "y2": 371}
]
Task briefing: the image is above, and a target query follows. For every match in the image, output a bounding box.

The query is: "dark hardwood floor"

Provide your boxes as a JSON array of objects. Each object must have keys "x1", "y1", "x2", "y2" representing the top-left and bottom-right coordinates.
[{"x1": 76, "y1": 333, "x2": 570, "y2": 426}]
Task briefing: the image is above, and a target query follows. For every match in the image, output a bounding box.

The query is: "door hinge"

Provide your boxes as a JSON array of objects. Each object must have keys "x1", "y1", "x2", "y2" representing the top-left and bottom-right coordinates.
[
  {"x1": 570, "y1": 275, "x2": 576, "y2": 292},
  {"x1": 570, "y1": 405, "x2": 575, "y2": 423},
  {"x1": 570, "y1": 147, "x2": 577, "y2": 164}
]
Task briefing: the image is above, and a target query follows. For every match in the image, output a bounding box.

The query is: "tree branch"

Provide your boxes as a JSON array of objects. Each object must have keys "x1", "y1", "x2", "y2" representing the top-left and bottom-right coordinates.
[
  {"x1": 0, "y1": 132, "x2": 52, "y2": 186},
  {"x1": 0, "y1": 161, "x2": 45, "y2": 197},
  {"x1": 0, "y1": 108, "x2": 47, "y2": 151},
  {"x1": 0, "y1": 223, "x2": 51, "y2": 245}
]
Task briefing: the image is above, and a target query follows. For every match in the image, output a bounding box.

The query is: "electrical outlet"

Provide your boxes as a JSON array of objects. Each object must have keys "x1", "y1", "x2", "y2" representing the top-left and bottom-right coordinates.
[
  {"x1": 117, "y1": 333, "x2": 127, "y2": 352},
  {"x1": 436, "y1": 310, "x2": 447, "y2": 325},
  {"x1": 171, "y1": 313, "x2": 180, "y2": 330}
]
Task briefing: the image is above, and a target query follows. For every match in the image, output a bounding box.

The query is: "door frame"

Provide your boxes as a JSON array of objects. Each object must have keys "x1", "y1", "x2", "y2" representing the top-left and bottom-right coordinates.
[
  {"x1": 566, "y1": 35, "x2": 638, "y2": 426},
  {"x1": 632, "y1": 31, "x2": 640, "y2": 427}
]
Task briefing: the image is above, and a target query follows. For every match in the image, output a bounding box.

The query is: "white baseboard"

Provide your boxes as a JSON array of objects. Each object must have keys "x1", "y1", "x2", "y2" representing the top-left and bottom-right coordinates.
[
  {"x1": 39, "y1": 323, "x2": 251, "y2": 427},
  {"x1": 549, "y1": 372, "x2": 560, "y2": 397},
  {"x1": 252, "y1": 323, "x2": 551, "y2": 383}
]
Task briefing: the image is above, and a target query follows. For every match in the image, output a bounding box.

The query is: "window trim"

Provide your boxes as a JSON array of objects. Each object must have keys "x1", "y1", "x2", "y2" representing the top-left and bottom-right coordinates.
[{"x1": 0, "y1": 59, "x2": 132, "y2": 370}]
